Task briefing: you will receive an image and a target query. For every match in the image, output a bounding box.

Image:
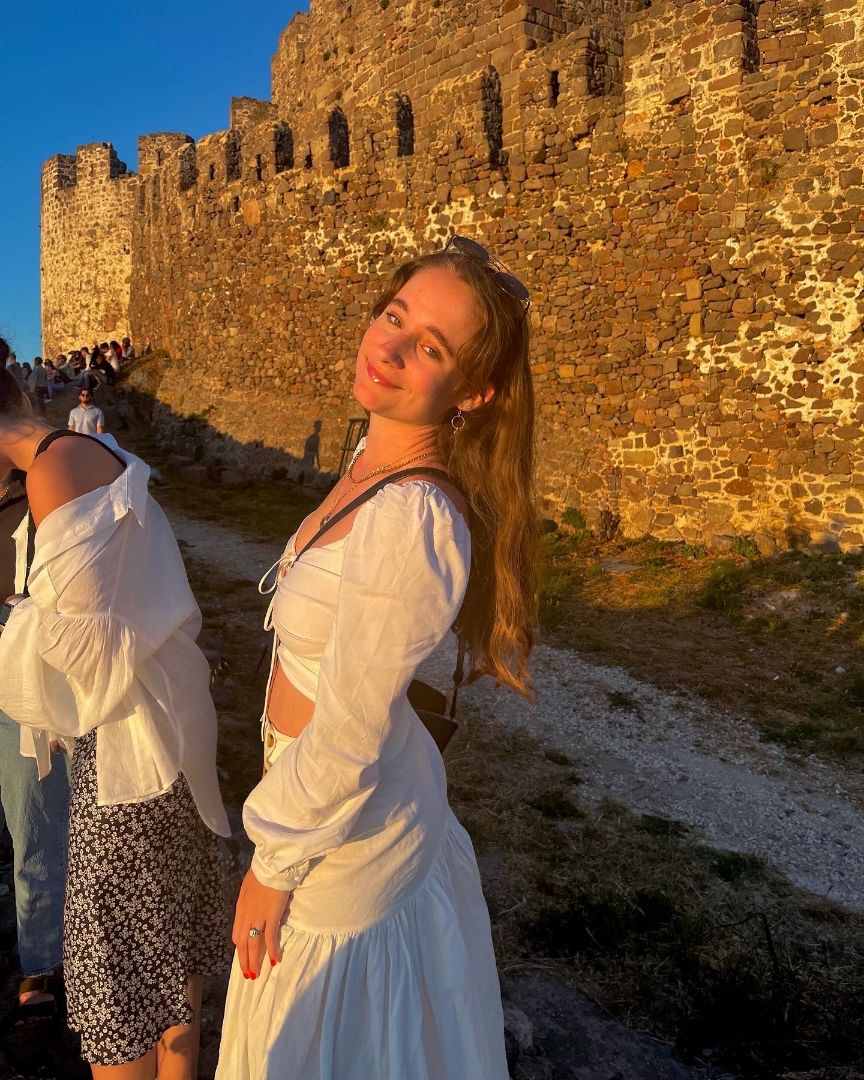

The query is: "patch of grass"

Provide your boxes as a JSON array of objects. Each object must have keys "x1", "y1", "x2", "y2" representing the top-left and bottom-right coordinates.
[
  {"x1": 766, "y1": 721, "x2": 825, "y2": 749},
  {"x1": 543, "y1": 749, "x2": 574, "y2": 766},
  {"x1": 733, "y1": 536, "x2": 760, "y2": 559},
  {"x1": 696, "y1": 562, "x2": 748, "y2": 617},
  {"x1": 448, "y1": 718, "x2": 864, "y2": 1079},
  {"x1": 538, "y1": 523, "x2": 864, "y2": 764},
  {"x1": 607, "y1": 689, "x2": 641, "y2": 713},
  {"x1": 844, "y1": 671, "x2": 864, "y2": 709},
  {"x1": 562, "y1": 506, "x2": 587, "y2": 532},
  {"x1": 636, "y1": 814, "x2": 689, "y2": 839},
  {"x1": 155, "y1": 465, "x2": 314, "y2": 544},
  {"x1": 703, "y1": 848, "x2": 768, "y2": 883},
  {"x1": 528, "y1": 791, "x2": 584, "y2": 820}
]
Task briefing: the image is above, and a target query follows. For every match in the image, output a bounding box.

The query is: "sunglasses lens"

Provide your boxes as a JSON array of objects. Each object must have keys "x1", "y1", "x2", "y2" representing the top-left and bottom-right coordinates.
[
  {"x1": 496, "y1": 272, "x2": 530, "y2": 306},
  {"x1": 452, "y1": 236, "x2": 491, "y2": 264},
  {"x1": 445, "y1": 236, "x2": 530, "y2": 310}
]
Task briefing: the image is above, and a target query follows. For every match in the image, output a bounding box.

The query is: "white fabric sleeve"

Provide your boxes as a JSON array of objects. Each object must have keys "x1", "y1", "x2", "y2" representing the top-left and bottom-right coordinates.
[
  {"x1": 0, "y1": 515, "x2": 180, "y2": 738},
  {"x1": 244, "y1": 482, "x2": 470, "y2": 892}
]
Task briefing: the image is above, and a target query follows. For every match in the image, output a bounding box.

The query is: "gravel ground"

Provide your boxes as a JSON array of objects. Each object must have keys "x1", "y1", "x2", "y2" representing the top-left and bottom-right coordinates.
[{"x1": 168, "y1": 505, "x2": 864, "y2": 914}]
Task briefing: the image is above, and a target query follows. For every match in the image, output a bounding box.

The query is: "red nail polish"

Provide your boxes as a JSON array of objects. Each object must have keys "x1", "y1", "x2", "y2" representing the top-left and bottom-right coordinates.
[
  {"x1": 250, "y1": 972, "x2": 257, "y2": 980},
  {"x1": 271, "y1": 958, "x2": 277, "y2": 967},
  {"x1": 243, "y1": 973, "x2": 249, "y2": 980}
]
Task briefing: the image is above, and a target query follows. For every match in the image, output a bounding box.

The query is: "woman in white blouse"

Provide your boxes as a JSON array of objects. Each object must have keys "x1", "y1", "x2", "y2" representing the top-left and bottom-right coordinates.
[
  {"x1": 217, "y1": 236, "x2": 536, "y2": 1079},
  {"x1": 0, "y1": 373, "x2": 230, "y2": 1079}
]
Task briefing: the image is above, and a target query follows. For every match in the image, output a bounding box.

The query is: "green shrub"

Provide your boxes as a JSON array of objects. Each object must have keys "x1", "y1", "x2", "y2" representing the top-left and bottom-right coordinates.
[
  {"x1": 562, "y1": 506, "x2": 587, "y2": 531},
  {"x1": 733, "y1": 536, "x2": 760, "y2": 559}
]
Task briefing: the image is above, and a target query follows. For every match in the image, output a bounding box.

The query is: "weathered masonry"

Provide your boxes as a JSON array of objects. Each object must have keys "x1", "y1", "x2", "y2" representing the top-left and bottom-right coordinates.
[{"x1": 41, "y1": 0, "x2": 864, "y2": 552}]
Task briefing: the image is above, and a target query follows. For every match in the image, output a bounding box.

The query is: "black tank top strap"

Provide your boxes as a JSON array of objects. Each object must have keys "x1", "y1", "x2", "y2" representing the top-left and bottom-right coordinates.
[{"x1": 33, "y1": 429, "x2": 126, "y2": 468}]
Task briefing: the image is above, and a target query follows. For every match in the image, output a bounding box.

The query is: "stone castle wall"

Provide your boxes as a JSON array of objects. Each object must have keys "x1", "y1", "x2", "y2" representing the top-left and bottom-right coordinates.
[
  {"x1": 41, "y1": 143, "x2": 134, "y2": 351},
  {"x1": 41, "y1": 0, "x2": 864, "y2": 551}
]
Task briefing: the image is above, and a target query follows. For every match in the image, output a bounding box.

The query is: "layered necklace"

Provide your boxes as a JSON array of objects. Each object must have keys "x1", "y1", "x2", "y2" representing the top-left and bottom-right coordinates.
[
  {"x1": 319, "y1": 448, "x2": 438, "y2": 526},
  {"x1": 0, "y1": 474, "x2": 16, "y2": 505}
]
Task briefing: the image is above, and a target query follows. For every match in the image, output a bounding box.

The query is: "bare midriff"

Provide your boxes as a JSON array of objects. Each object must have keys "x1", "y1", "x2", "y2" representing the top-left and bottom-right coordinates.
[{"x1": 267, "y1": 664, "x2": 315, "y2": 738}]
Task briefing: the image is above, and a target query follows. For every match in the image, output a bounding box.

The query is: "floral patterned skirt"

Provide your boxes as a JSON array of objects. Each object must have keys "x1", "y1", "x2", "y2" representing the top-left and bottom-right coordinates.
[{"x1": 64, "y1": 731, "x2": 231, "y2": 1066}]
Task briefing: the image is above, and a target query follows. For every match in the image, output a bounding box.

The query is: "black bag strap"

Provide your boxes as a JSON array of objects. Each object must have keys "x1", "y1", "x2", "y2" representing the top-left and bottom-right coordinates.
[
  {"x1": 21, "y1": 431, "x2": 126, "y2": 597},
  {"x1": 296, "y1": 466, "x2": 469, "y2": 713},
  {"x1": 24, "y1": 514, "x2": 36, "y2": 598},
  {"x1": 295, "y1": 467, "x2": 452, "y2": 559},
  {"x1": 33, "y1": 428, "x2": 127, "y2": 468}
]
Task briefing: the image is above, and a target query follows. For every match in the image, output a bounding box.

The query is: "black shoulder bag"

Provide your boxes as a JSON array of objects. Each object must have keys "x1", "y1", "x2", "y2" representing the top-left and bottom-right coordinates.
[{"x1": 293, "y1": 467, "x2": 467, "y2": 754}]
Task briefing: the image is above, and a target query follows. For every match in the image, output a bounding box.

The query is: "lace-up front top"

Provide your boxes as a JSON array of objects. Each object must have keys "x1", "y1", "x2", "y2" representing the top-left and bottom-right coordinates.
[{"x1": 259, "y1": 531, "x2": 348, "y2": 704}]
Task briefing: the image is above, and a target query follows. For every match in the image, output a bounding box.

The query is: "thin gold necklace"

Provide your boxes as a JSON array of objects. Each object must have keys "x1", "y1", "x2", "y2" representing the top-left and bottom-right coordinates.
[
  {"x1": 320, "y1": 451, "x2": 440, "y2": 526},
  {"x1": 348, "y1": 449, "x2": 437, "y2": 485},
  {"x1": 319, "y1": 473, "x2": 356, "y2": 527}
]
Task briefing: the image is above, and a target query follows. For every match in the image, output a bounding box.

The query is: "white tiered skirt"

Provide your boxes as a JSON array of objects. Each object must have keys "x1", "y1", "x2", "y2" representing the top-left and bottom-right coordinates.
[{"x1": 215, "y1": 811, "x2": 508, "y2": 1079}]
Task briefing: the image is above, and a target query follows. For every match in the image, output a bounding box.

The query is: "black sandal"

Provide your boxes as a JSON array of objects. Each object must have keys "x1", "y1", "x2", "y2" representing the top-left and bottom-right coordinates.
[
  {"x1": 0, "y1": 969, "x2": 66, "y2": 1034},
  {"x1": 0, "y1": 968, "x2": 89, "y2": 1080}
]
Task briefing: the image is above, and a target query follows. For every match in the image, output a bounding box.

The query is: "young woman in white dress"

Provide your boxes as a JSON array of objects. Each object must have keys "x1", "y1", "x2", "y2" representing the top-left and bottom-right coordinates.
[{"x1": 217, "y1": 237, "x2": 536, "y2": 1080}]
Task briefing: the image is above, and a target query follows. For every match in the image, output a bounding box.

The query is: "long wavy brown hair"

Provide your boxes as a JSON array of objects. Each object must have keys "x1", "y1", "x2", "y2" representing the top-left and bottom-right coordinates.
[
  {"x1": 371, "y1": 248, "x2": 538, "y2": 699},
  {"x1": 0, "y1": 338, "x2": 30, "y2": 416}
]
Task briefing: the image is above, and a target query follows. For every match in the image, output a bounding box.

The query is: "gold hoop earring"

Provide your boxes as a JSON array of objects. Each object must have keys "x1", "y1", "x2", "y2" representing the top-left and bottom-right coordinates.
[{"x1": 451, "y1": 408, "x2": 466, "y2": 433}]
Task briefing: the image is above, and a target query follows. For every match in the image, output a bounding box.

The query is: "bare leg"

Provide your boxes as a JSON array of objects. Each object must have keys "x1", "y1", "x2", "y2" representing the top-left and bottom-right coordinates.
[
  {"x1": 155, "y1": 975, "x2": 203, "y2": 1080},
  {"x1": 90, "y1": 1049, "x2": 157, "y2": 1080}
]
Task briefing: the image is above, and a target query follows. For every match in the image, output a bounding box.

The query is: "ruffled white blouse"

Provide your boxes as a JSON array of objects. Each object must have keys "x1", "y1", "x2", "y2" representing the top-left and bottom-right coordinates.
[
  {"x1": 245, "y1": 479, "x2": 471, "y2": 893},
  {"x1": 0, "y1": 444, "x2": 229, "y2": 836}
]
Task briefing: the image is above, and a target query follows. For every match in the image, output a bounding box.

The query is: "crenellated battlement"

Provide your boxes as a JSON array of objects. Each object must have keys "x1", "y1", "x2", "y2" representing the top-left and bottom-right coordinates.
[
  {"x1": 42, "y1": 154, "x2": 77, "y2": 192},
  {"x1": 41, "y1": 0, "x2": 864, "y2": 551}
]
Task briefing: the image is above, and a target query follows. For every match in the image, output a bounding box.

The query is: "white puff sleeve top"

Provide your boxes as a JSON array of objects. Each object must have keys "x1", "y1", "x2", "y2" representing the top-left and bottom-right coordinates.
[
  {"x1": 244, "y1": 480, "x2": 471, "y2": 892},
  {"x1": 0, "y1": 448, "x2": 229, "y2": 836}
]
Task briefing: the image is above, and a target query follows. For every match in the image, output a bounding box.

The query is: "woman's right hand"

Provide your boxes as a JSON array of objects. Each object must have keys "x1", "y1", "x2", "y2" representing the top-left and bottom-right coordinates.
[{"x1": 232, "y1": 868, "x2": 293, "y2": 979}]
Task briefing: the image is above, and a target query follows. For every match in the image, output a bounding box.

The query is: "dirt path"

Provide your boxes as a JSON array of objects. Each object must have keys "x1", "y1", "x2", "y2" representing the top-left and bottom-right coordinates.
[{"x1": 167, "y1": 505, "x2": 864, "y2": 914}]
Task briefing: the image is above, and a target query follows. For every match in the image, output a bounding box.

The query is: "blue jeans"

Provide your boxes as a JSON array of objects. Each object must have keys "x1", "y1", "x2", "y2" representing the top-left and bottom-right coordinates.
[{"x1": 0, "y1": 710, "x2": 70, "y2": 975}]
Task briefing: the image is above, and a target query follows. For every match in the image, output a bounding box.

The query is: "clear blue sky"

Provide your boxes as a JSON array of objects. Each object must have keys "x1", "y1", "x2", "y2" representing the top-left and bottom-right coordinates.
[{"x1": 2, "y1": 2, "x2": 302, "y2": 363}]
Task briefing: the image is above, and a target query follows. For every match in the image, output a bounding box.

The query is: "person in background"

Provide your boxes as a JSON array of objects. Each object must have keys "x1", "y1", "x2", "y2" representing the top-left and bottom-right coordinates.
[
  {"x1": 95, "y1": 345, "x2": 116, "y2": 387},
  {"x1": 77, "y1": 362, "x2": 99, "y2": 394},
  {"x1": 0, "y1": 364, "x2": 231, "y2": 1079},
  {"x1": 5, "y1": 354, "x2": 25, "y2": 393},
  {"x1": 109, "y1": 341, "x2": 123, "y2": 368},
  {"x1": 121, "y1": 338, "x2": 136, "y2": 363},
  {"x1": 0, "y1": 336, "x2": 71, "y2": 1041},
  {"x1": 56, "y1": 355, "x2": 77, "y2": 383},
  {"x1": 68, "y1": 389, "x2": 105, "y2": 435},
  {"x1": 104, "y1": 343, "x2": 121, "y2": 377},
  {"x1": 27, "y1": 359, "x2": 49, "y2": 416},
  {"x1": 42, "y1": 361, "x2": 62, "y2": 401}
]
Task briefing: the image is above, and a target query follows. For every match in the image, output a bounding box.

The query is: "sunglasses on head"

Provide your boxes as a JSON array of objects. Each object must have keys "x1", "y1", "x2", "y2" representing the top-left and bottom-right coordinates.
[{"x1": 443, "y1": 235, "x2": 531, "y2": 313}]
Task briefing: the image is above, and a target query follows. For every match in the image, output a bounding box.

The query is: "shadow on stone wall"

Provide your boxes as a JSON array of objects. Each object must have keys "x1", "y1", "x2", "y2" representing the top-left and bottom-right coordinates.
[{"x1": 116, "y1": 359, "x2": 363, "y2": 489}]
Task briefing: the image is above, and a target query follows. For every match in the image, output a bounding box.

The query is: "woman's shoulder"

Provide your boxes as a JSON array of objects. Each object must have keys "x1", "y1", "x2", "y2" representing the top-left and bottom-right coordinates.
[{"x1": 363, "y1": 476, "x2": 470, "y2": 549}]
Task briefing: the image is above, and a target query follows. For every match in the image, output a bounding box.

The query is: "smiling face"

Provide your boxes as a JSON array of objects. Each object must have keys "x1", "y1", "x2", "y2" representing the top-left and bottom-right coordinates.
[{"x1": 353, "y1": 267, "x2": 483, "y2": 426}]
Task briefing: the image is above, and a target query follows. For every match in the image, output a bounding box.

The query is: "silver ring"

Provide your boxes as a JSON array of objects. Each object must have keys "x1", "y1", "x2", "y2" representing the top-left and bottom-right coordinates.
[{"x1": 248, "y1": 927, "x2": 264, "y2": 938}]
